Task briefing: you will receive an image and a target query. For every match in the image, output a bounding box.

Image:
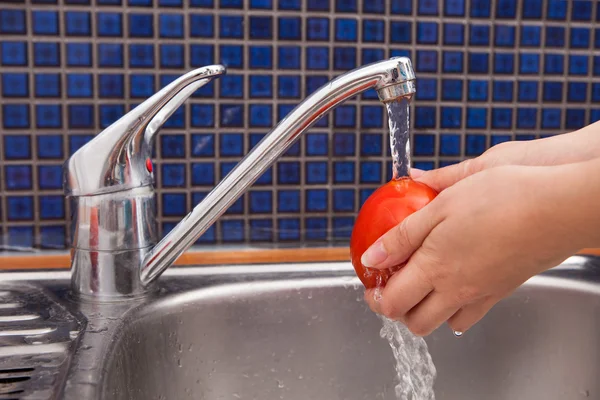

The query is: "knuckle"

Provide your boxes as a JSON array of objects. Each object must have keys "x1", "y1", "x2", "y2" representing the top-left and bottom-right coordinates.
[
  {"x1": 456, "y1": 286, "x2": 480, "y2": 304},
  {"x1": 430, "y1": 191, "x2": 450, "y2": 212},
  {"x1": 461, "y1": 157, "x2": 482, "y2": 177},
  {"x1": 410, "y1": 251, "x2": 438, "y2": 285},
  {"x1": 393, "y1": 218, "x2": 414, "y2": 250},
  {"x1": 486, "y1": 140, "x2": 512, "y2": 156},
  {"x1": 427, "y1": 264, "x2": 448, "y2": 283},
  {"x1": 380, "y1": 300, "x2": 402, "y2": 320},
  {"x1": 406, "y1": 319, "x2": 432, "y2": 337}
]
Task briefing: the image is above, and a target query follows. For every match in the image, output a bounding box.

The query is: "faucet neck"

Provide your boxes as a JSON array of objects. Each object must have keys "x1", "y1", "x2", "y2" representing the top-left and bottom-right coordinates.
[{"x1": 139, "y1": 57, "x2": 417, "y2": 285}]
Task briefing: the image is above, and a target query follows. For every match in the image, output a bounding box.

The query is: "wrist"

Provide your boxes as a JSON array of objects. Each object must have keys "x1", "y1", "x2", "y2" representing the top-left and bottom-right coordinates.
[
  {"x1": 549, "y1": 123, "x2": 600, "y2": 164},
  {"x1": 541, "y1": 158, "x2": 600, "y2": 249}
]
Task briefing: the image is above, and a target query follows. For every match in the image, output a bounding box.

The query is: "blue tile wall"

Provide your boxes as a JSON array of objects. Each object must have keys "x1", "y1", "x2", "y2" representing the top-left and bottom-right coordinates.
[{"x1": 0, "y1": 0, "x2": 598, "y2": 249}]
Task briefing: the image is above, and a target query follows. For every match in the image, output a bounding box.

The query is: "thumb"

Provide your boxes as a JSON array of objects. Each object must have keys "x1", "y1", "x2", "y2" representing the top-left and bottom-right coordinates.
[
  {"x1": 360, "y1": 200, "x2": 443, "y2": 270},
  {"x1": 414, "y1": 158, "x2": 481, "y2": 192}
]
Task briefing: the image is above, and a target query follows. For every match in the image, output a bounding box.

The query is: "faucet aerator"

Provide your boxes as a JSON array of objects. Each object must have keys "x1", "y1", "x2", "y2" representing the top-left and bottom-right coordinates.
[{"x1": 375, "y1": 57, "x2": 417, "y2": 103}]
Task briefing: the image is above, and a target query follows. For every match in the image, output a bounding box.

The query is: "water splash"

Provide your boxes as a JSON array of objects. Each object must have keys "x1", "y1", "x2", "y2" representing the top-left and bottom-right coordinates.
[
  {"x1": 373, "y1": 274, "x2": 384, "y2": 302},
  {"x1": 379, "y1": 316, "x2": 437, "y2": 400},
  {"x1": 386, "y1": 99, "x2": 411, "y2": 180},
  {"x1": 373, "y1": 288, "x2": 383, "y2": 302}
]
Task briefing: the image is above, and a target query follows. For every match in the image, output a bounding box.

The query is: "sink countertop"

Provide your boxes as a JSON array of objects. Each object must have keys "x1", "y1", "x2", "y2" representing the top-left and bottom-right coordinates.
[{"x1": 1, "y1": 246, "x2": 600, "y2": 271}]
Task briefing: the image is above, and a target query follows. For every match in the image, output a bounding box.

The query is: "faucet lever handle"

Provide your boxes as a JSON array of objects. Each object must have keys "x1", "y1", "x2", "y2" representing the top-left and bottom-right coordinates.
[{"x1": 64, "y1": 65, "x2": 227, "y2": 197}]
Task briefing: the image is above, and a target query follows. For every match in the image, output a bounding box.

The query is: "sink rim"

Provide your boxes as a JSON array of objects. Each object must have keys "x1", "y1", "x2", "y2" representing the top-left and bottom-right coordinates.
[
  {"x1": 1, "y1": 254, "x2": 600, "y2": 400},
  {"x1": 94, "y1": 254, "x2": 600, "y2": 400}
]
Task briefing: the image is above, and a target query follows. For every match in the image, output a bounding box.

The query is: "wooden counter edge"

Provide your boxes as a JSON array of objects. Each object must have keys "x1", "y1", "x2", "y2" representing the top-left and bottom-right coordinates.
[
  {"x1": 0, "y1": 247, "x2": 351, "y2": 270},
  {"x1": 0, "y1": 247, "x2": 599, "y2": 271}
]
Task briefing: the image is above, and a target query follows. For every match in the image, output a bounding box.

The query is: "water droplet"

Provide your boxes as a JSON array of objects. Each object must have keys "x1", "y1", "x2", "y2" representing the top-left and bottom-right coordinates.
[
  {"x1": 177, "y1": 359, "x2": 182, "y2": 368},
  {"x1": 373, "y1": 288, "x2": 383, "y2": 302},
  {"x1": 453, "y1": 330, "x2": 463, "y2": 338},
  {"x1": 178, "y1": 343, "x2": 183, "y2": 353},
  {"x1": 188, "y1": 344, "x2": 193, "y2": 351},
  {"x1": 277, "y1": 380, "x2": 285, "y2": 388}
]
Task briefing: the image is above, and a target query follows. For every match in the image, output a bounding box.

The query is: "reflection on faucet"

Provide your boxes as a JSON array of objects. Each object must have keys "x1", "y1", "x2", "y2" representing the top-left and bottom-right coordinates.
[{"x1": 63, "y1": 58, "x2": 417, "y2": 301}]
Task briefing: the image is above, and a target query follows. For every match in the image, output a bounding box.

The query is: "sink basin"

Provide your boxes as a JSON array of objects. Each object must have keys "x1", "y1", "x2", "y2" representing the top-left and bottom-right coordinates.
[{"x1": 2, "y1": 256, "x2": 600, "y2": 399}]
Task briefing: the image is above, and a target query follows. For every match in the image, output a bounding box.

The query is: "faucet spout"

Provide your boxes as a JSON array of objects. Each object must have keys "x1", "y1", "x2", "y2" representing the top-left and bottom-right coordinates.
[{"x1": 140, "y1": 57, "x2": 416, "y2": 286}]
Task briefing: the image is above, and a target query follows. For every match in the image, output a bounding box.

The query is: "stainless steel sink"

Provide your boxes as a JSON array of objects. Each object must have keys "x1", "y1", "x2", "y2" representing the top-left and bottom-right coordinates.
[{"x1": 2, "y1": 255, "x2": 600, "y2": 399}]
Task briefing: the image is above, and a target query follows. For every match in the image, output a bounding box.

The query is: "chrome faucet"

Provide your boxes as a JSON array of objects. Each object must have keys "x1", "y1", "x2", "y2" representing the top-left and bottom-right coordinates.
[{"x1": 63, "y1": 57, "x2": 417, "y2": 300}]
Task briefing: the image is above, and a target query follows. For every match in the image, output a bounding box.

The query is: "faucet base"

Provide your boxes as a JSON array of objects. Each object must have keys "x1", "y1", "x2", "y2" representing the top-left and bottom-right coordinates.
[
  {"x1": 68, "y1": 185, "x2": 159, "y2": 300},
  {"x1": 70, "y1": 247, "x2": 156, "y2": 301}
]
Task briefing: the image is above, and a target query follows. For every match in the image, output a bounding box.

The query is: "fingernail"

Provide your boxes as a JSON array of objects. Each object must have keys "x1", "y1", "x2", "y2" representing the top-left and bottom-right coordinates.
[{"x1": 361, "y1": 240, "x2": 388, "y2": 268}]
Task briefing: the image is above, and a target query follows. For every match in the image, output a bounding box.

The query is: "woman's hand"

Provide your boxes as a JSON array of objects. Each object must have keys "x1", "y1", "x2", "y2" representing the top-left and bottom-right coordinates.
[
  {"x1": 413, "y1": 123, "x2": 600, "y2": 193},
  {"x1": 362, "y1": 160, "x2": 600, "y2": 337}
]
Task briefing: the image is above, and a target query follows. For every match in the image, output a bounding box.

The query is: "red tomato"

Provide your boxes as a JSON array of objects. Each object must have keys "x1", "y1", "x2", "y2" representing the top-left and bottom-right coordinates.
[{"x1": 350, "y1": 178, "x2": 438, "y2": 289}]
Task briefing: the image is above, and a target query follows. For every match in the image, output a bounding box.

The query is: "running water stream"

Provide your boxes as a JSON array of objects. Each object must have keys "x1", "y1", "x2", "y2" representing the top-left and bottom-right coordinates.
[
  {"x1": 377, "y1": 98, "x2": 437, "y2": 400},
  {"x1": 386, "y1": 99, "x2": 412, "y2": 180}
]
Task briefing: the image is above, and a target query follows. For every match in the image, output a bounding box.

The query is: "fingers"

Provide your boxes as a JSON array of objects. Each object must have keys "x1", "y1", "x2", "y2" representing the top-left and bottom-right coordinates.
[
  {"x1": 447, "y1": 297, "x2": 498, "y2": 334},
  {"x1": 414, "y1": 158, "x2": 481, "y2": 193},
  {"x1": 364, "y1": 289, "x2": 383, "y2": 315},
  {"x1": 365, "y1": 252, "x2": 434, "y2": 320},
  {"x1": 364, "y1": 254, "x2": 498, "y2": 336},
  {"x1": 410, "y1": 168, "x2": 425, "y2": 178},
  {"x1": 361, "y1": 204, "x2": 442, "y2": 271},
  {"x1": 362, "y1": 160, "x2": 481, "y2": 271},
  {"x1": 403, "y1": 292, "x2": 462, "y2": 336}
]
